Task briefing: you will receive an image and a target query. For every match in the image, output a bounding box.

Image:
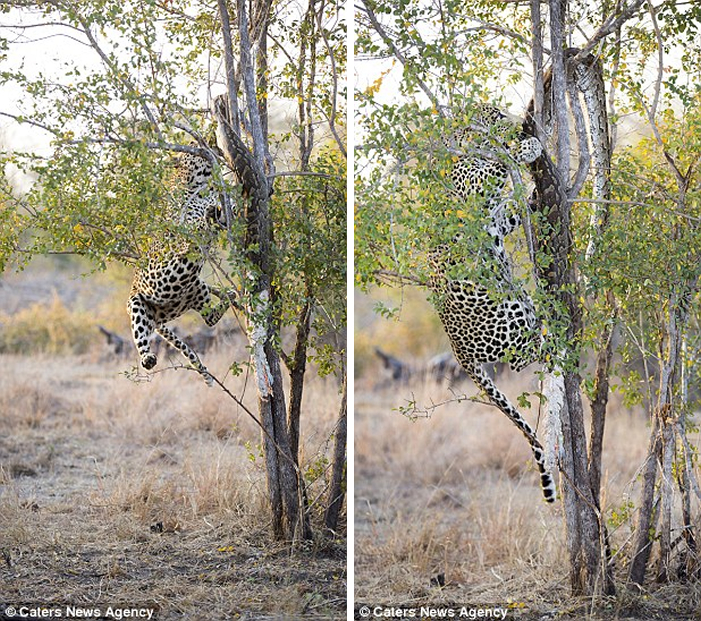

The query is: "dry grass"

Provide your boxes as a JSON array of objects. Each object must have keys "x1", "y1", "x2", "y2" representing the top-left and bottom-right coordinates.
[
  {"x1": 0, "y1": 352, "x2": 346, "y2": 619},
  {"x1": 0, "y1": 295, "x2": 97, "y2": 354},
  {"x1": 354, "y1": 372, "x2": 701, "y2": 620}
]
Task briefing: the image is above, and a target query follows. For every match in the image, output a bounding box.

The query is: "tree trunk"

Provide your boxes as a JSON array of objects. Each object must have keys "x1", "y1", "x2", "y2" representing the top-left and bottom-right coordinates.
[
  {"x1": 523, "y1": 0, "x2": 614, "y2": 595},
  {"x1": 588, "y1": 297, "x2": 615, "y2": 505},
  {"x1": 265, "y1": 338, "x2": 305, "y2": 540},
  {"x1": 587, "y1": 304, "x2": 616, "y2": 594},
  {"x1": 657, "y1": 413, "x2": 676, "y2": 582},
  {"x1": 215, "y1": 0, "x2": 307, "y2": 541},
  {"x1": 563, "y1": 373, "x2": 608, "y2": 595},
  {"x1": 628, "y1": 400, "x2": 662, "y2": 585},
  {"x1": 677, "y1": 337, "x2": 698, "y2": 581},
  {"x1": 286, "y1": 298, "x2": 314, "y2": 540},
  {"x1": 325, "y1": 373, "x2": 347, "y2": 532},
  {"x1": 523, "y1": 112, "x2": 610, "y2": 595},
  {"x1": 629, "y1": 295, "x2": 684, "y2": 585},
  {"x1": 287, "y1": 298, "x2": 313, "y2": 463}
]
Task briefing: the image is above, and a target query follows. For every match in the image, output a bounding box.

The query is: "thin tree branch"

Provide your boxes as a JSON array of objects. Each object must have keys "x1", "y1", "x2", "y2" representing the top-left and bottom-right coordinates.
[
  {"x1": 578, "y1": 0, "x2": 647, "y2": 57},
  {"x1": 550, "y1": 0, "x2": 570, "y2": 181},
  {"x1": 374, "y1": 268, "x2": 425, "y2": 287},
  {"x1": 0, "y1": 111, "x2": 60, "y2": 137},
  {"x1": 235, "y1": 0, "x2": 268, "y2": 175},
  {"x1": 639, "y1": 0, "x2": 686, "y2": 188},
  {"x1": 530, "y1": 0, "x2": 546, "y2": 145},
  {"x1": 217, "y1": 0, "x2": 241, "y2": 134},
  {"x1": 567, "y1": 71, "x2": 591, "y2": 199},
  {"x1": 315, "y1": 0, "x2": 346, "y2": 158},
  {"x1": 63, "y1": 4, "x2": 163, "y2": 140},
  {"x1": 358, "y1": 0, "x2": 442, "y2": 113},
  {"x1": 456, "y1": 19, "x2": 535, "y2": 50},
  {"x1": 271, "y1": 170, "x2": 339, "y2": 180}
]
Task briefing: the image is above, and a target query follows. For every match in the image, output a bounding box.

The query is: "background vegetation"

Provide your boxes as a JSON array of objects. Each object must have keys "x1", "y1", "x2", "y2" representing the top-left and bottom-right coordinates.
[
  {"x1": 355, "y1": 0, "x2": 701, "y2": 612},
  {"x1": 0, "y1": 0, "x2": 346, "y2": 615}
]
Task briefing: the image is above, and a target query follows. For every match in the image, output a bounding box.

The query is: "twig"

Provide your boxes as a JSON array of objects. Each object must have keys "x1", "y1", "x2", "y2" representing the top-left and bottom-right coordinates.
[
  {"x1": 374, "y1": 269, "x2": 425, "y2": 287},
  {"x1": 578, "y1": 0, "x2": 647, "y2": 57},
  {"x1": 397, "y1": 389, "x2": 502, "y2": 420},
  {"x1": 358, "y1": 0, "x2": 442, "y2": 113}
]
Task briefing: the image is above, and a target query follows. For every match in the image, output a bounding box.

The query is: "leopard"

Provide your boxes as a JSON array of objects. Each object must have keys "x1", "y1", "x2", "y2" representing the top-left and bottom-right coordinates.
[
  {"x1": 127, "y1": 148, "x2": 237, "y2": 386},
  {"x1": 444, "y1": 104, "x2": 542, "y2": 270},
  {"x1": 430, "y1": 104, "x2": 557, "y2": 503}
]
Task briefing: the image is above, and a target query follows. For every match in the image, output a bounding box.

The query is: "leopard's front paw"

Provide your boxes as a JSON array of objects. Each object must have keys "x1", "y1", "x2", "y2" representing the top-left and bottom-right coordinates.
[{"x1": 142, "y1": 353, "x2": 158, "y2": 370}]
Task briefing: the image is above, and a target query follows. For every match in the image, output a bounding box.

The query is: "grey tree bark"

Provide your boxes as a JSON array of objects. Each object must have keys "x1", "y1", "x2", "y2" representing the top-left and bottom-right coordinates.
[
  {"x1": 324, "y1": 374, "x2": 347, "y2": 532},
  {"x1": 215, "y1": 0, "x2": 308, "y2": 542}
]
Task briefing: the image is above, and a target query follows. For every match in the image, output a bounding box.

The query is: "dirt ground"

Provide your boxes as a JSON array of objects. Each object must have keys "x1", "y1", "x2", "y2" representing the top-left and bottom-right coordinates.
[
  {"x1": 0, "y1": 354, "x2": 346, "y2": 620},
  {"x1": 0, "y1": 265, "x2": 346, "y2": 620},
  {"x1": 353, "y1": 377, "x2": 701, "y2": 621}
]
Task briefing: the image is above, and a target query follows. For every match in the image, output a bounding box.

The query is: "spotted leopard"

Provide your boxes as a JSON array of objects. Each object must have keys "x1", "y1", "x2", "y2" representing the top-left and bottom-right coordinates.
[
  {"x1": 430, "y1": 105, "x2": 556, "y2": 502},
  {"x1": 444, "y1": 104, "x2": 542, "y2": 269},
  {"x1": 127, "y1": 148, "x2": 237, "y2": 386}
]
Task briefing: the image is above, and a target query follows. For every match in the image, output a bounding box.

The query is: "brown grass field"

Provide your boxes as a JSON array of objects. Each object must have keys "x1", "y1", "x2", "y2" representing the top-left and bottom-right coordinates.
[
  {"x1": 0, "y1": 263, "x2": 346, "y2": 620},
  {"x1": 354, "y1": 289, "x2": 701, "y2": 621}
]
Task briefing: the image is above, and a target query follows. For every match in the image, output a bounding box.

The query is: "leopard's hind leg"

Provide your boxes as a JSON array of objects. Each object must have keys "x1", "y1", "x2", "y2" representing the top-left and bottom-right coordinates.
[
  {"x1": 156, "y1": 325, "x2": 214, "y2": 386},
  {"x1": 198, "y1": 283, "x2": 240, "y2": 327}
]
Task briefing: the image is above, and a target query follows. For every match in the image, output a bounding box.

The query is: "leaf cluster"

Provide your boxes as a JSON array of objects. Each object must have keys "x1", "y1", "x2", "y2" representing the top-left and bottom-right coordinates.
[{"x1": 271, "y1": 145, "x2": 346, "y2": 374}]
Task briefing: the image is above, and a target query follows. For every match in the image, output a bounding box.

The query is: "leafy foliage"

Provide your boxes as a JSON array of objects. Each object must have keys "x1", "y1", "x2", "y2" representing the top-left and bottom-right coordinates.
[
  {"x1": 0, "y1": 294, "x2": 96, "y2": 354},
  {"x1": 0, "y1": 0, "x2": 346, "y2": 378},
  {"x1": 355, "y1": 0, "x2": 701, "y2": 394},
  {"x1": 272, "y1": 145, "x2": 346, "y2": 374}
]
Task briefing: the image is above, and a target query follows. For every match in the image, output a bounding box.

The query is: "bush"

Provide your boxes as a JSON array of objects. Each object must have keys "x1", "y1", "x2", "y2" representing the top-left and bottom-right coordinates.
[{"x1": 0, "y1": 295, "x2": 96, "y2": 354}]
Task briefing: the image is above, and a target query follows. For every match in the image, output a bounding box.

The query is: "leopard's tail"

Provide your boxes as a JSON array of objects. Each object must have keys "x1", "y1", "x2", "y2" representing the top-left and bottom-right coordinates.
[{"x1": 465, "y1": 360, "x2": 557, "y2": 503}]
